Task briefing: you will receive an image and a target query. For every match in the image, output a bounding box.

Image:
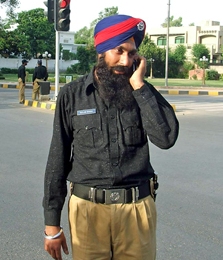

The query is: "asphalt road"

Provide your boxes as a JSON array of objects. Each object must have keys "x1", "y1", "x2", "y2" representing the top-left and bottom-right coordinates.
[{"x1": 0, "y1": 88, "x2": 223, "y2": 260}]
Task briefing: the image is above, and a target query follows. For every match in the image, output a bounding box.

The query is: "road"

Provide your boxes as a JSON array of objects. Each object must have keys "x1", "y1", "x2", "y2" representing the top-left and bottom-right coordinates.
[
  {"x1": 167, "y1": 95, "x2": 223, "y2": 114},
  {"x1": 0, "y1": 88, "x2": 223, "y2": 260}
]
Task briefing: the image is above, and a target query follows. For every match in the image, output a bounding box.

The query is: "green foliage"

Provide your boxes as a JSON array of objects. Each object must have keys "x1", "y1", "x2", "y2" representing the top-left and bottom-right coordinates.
[
  {"x1": 168, "y1": 45, "x2": 187, "y2": 78},
  {"x1": 206, "y1": 70, "x2": 219, "y2": 80},
  {"x1": 0, "y1": 8, "x2": 55, "y2": 58},
  {"x1": 16, "y1": 8, "x2": 55, "y2": 58},
  {"x1": 182, "y1": 61, "x2": 195, "y2": 78},
  {"x1": 74, "y1": 26, "x2": 92, "y2": 44},
  {"x1": 48, "y1": 76, "x2": 67, "y2": 83},
  {"x1": 75, "y1": 7, "x2": 118, "y2": 45},
  {"x1": 219, "y1": 74, "x2": 223, "y2": 81},
  {"x1": 183, "y1": 61, "x2": 195, "y2": 71},
  {"x1": 0, "y1": 71, "x2": 5, "y2": 79},
  {"x1": 138, "y1": 35, "x2": 166, "y2": 77},
  {"x1": 161, "y1": 16, "x2": 183, "y2": 27},
  {"x1": 0, "y1": 0, "x2": 19, "y2": 18},
  {"x1": 191, "y1": 44, "x2": 210, "y2": 66},
  {"x1": 0, "y1": 67, "x2": 17, "y2": 74},
  {"x1": 62, "y1": 50, "x2": 76, "y2": 61}
]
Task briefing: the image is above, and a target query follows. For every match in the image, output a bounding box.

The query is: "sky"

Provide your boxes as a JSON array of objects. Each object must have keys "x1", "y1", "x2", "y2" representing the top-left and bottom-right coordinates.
[{"x1": 1, "y1": 0, "x2": 223, "y2": 32}]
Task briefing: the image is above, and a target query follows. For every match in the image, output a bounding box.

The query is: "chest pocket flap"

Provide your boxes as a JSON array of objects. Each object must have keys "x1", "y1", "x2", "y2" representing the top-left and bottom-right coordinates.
[
  {"x1": 72, "y1": 113, "x2": 103, "y2": 148},
  {"x1": 121, "y1": 114, "x2": 146, "y2": 146}
]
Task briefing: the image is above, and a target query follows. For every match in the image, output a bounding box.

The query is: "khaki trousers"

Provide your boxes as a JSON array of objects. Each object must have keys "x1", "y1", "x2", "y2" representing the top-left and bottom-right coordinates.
[
  {"x1": 32, "y1": 78, "x2": 43, "y2": 100},
  {"x1": 68, "y1": 194, "x2": 157, "y2": 260},
  {"x1": 18, "y1": 78, "x2": 25, "y2": 103}
]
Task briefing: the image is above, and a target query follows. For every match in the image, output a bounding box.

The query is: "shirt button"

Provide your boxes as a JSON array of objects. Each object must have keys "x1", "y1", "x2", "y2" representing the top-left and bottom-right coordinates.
[
  {"x1": 111, "y1": 115, "x2": 115, "y2": 119},
  {"x1": 111, "y1": 138, "x2": 116, "y2": 143},
  {"x1": 112, "y1": 162, "x2": 118, "y2": 166}
]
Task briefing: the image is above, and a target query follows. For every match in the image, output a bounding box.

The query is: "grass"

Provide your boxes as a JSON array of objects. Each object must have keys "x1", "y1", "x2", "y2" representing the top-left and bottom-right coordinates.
[
  {"x1": 1, "y1": 74, "x2": 223, "y2": 88},
  {"x1": 1, "y1": 73, "x2": 57, "y2": 83},
  {"x1": 147, "y1": 78, "x2": 223, "y2": 88}
]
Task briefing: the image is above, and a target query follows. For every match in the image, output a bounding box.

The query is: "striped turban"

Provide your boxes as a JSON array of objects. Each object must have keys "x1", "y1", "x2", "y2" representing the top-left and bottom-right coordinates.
[{"x1": 94, "y1": 14, "x2": 146, "y2": 54}]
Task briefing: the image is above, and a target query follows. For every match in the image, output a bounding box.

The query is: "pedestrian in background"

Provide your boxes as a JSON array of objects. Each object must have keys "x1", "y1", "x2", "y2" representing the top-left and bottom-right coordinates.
[
  {"x1": 17, "y1": 59, "x2": 28, "y2": 104},
  {"x1": 32, "y1": 59, "x2": 48, "y2": 101},
  {"x1": 43, "y1": 14, "x2": 179, "y2": 260}
]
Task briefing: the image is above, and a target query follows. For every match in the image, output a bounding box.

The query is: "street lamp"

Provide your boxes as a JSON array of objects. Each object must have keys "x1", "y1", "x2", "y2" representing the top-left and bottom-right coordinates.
[
  {"x1": 199, "y1": 55, "x2": 208, "y2": 85},
  {"x1": 149, "y1": 58, "x2": 155, "y2": 79},
  {"x1": 42, "y1": 51, "x2": 51, "y2": 70}
]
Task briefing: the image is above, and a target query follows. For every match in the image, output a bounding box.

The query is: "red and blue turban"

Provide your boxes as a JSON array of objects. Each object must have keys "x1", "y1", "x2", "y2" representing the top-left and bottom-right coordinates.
[{"x1": 94, "y1": 14, "x2": 146, "y2": 54}]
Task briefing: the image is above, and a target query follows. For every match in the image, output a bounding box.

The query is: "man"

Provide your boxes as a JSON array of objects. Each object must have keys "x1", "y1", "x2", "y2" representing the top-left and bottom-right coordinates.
[
  {"x1": 43, "y1": 14, "x2": 179, "y2": 260},
  {"x1": 32, "y1": 59, "x2": 48, "y2": 100},
  {"x1": 18, "y1": 59, "x2": 28, "y2": 104}
]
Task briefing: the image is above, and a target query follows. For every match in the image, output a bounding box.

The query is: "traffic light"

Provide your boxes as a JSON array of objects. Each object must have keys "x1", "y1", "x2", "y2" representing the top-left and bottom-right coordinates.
[
  {"x1": 56, "y1": 0, "x2": 71, "y2": 31},
  {"x1": 44, "y1": 0, "x2": 54, "y2": 23}
]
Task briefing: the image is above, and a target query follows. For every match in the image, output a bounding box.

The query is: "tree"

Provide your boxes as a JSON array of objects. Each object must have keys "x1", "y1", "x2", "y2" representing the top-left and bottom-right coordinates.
[
  {"x1": 0, "y1": 0, "x2": 19, "y2": 18},
  {"x1": 138, "y1": 34, "x2": 166, "y2": 78},
  {"x1": 16, "y1": 8, "x2": 55, "y2": 58},
  {"x1": 168, "y1": 45, "x2": 187, "y2": 78},
  {"x1": 161, "y1": 16, "x2": 183, "y2": 27},
  {"x1": 74, "y1": 7, "x2": 118, "y2": 72},
  {"x1": 75, "y1": 7, "x2": 118, "y2": 45},
  {"x1": 191, "y1": 44, "x2": 210, "y2": 68},
  {"x1": 75, "y1": 26, "x2": 92, "y2": 44},
  {"x1": 0, "y1": 29, "x2": 31, "y2": 58}
]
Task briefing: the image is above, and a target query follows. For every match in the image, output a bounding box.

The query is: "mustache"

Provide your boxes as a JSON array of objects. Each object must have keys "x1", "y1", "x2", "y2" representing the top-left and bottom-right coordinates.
[{"x1": 111, "y1": 66, "x2": 131, "y2": 74}]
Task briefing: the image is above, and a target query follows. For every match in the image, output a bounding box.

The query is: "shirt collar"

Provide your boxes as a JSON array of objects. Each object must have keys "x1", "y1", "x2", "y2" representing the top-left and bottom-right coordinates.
[{"x1": 84, "y1": 68, "x2": 96, "y2": 95}]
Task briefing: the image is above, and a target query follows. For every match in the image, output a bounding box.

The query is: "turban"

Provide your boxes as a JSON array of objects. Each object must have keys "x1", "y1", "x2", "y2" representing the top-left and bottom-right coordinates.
[{"x1": 94, "y1": 14, "x2": 146, "y2": 54}]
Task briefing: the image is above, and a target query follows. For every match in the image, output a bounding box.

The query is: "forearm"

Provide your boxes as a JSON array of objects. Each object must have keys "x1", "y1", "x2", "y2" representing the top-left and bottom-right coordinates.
[
  {"x1": 133, "y1": 84, "x2": 179, "y2": 149},
  {"x1": 43, "y1": 89, "x2": 73, "y2": 226}
]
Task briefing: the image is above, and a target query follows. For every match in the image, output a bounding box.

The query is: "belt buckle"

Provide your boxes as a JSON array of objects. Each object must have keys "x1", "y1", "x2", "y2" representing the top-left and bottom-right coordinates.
[
  {"x1": 131, "y1": 187, "x2": 139, "y2": 203},
  {"x1": 104, "y1": 189, "x2": 124, "y2": 204},
  {"x1": 89, "y1": 187, "x2": 97, "y2": 203}
]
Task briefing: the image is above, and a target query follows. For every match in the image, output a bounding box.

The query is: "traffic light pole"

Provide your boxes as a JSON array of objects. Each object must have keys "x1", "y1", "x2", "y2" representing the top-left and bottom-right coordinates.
[
  {"x1": 54, "y1": 30, "x2": 60, "y2": 101},
  {"x1": 52, "y1": 0, "x2": 71, "y2": 101}
]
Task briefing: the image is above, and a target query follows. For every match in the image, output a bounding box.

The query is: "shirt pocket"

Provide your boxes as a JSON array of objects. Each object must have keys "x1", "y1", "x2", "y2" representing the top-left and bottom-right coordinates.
[
  {"x1": 121, "y1": 113, "x2": 147, "y2": 146},
  {"x1": 72, "y1": 114, "x2": 103, "y2": 148}
]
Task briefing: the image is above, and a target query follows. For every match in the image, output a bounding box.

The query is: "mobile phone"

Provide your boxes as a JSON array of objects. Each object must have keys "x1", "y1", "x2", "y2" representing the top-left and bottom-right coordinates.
[{"x1": 132, "y1": 59, "x2": 140, "y2": 72}]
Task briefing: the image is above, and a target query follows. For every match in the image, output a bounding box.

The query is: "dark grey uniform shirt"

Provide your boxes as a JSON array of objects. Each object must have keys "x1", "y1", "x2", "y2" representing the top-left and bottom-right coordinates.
[
  {"x1": 43, "y1": 70, "x2": 179, "y2": 226},
  {"x1": 18, "y1": 65, "x2": 26, "y2": 83}
]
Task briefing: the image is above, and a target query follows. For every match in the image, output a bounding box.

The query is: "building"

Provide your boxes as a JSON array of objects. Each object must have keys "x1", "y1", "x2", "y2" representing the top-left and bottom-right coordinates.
[
  {"x1": 59, "y1": 32, "x2": 86, "y2": 54},
  {"x1": 148, "y1": 20, "x2": 223, "y2": 64}
]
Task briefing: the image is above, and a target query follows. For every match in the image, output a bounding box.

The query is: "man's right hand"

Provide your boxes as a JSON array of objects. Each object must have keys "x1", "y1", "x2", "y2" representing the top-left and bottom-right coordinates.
[{"x1": 44, "y1": 226, "x2": 69, "y2": 260}]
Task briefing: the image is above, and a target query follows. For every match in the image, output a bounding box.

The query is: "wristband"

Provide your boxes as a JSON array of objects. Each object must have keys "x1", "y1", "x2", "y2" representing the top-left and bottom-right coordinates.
[{"x1": 44, "y1": 227, "x2": 63, "y2": 240}]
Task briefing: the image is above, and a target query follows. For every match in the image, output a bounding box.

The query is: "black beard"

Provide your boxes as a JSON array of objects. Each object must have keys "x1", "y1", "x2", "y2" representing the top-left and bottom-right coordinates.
[{"x1": 94, "y1": 56, "x2": 137, "y2": 110}]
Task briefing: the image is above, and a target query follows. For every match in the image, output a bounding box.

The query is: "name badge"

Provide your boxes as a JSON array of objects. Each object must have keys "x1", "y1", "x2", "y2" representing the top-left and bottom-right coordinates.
[{"x1": 77, "y1": 108, "x2": 96, "y2": 115}]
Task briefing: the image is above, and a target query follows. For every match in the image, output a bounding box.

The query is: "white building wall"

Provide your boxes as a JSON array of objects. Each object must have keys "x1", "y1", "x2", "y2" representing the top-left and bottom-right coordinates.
[
  {"x1": 0, "y1": 58, "x2": 79, "y2": 72},
  {"x1": 148, "y1": 21, "x2": 223, "y2": 63}
]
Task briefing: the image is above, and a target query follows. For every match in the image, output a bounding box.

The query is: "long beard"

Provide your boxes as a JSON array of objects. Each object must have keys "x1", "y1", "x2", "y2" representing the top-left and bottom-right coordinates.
[{"x1": 94, "y1": 56, "x2": 137, "y2": 110}]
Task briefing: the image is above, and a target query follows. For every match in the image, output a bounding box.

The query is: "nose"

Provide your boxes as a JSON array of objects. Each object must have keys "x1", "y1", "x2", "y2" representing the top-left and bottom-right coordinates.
[{"x1": 119, "y1": 53, "x2": 132, "y2": 67}]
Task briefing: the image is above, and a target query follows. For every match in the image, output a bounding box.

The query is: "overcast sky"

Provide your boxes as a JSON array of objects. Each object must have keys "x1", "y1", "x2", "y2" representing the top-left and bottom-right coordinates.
[{"x1": 1, "y1": 0, "x2": 223, "y2": 32}]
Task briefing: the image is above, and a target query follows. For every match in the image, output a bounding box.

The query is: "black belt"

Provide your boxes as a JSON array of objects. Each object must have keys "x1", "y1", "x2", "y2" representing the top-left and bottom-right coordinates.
[{"x1": 71, "y1": 181, "x2": 151, "y2": 204}]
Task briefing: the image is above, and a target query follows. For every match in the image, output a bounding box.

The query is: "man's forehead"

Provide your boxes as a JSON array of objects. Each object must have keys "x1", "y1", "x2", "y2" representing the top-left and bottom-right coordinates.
[{"x1": 116, "y1": 38, "x2": 137, "y2": 51}]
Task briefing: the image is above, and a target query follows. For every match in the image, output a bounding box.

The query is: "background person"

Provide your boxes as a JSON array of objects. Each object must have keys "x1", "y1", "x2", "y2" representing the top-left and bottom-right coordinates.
[
  {"x1": 17, "y1": 59, "x2": 28, "y2": 104},
  {"x1": 32, "y1": 59, "x2": 48, "y2": 101},
  {"x1": 43, "y1": 14, "x2": 179, "y2": 260}
]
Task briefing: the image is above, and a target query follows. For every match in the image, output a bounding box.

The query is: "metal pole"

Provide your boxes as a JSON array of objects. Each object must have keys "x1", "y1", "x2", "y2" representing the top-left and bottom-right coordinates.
[
  {"x1": 46, "y1": 56, "x2": 48, "y2": 71},
  {"x1": 53, "y1": 0, "x2": 59, "y2": 101},
  {"x1": 203, "y1": 62, "x2": 205, "y2": 85},
  {"x1": 54, "y1": 30, "x2": 60, "y2": 100},
  {"x1": 165, "y1": 0, "x2": 170, "y2": 87}
]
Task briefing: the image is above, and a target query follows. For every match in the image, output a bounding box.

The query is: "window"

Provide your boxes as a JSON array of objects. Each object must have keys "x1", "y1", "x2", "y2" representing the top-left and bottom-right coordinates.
[
  {"x1": 175, "y1": 36, "x2": 185, "y2": 44},
  {"x1": 157, "y1": 37, "x2": 166, "y2": 46}
]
